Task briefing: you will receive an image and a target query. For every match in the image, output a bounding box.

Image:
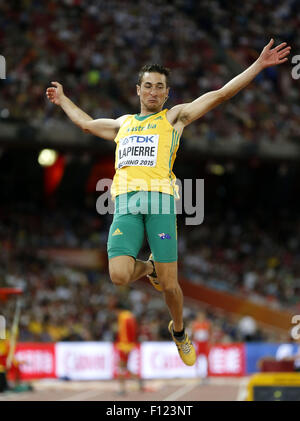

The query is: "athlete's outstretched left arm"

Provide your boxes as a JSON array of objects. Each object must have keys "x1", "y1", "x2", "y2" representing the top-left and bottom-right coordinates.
[{"x1": 177, "y1": 39, "x2": 291, "y2": 126}]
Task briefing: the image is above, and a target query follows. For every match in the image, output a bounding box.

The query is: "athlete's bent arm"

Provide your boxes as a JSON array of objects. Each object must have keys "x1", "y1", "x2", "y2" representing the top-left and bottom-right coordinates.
[
  {"x1": 46, "y1": 81, "x2": 129, "y2": 141},
  {"x1": 177, "y1": 39, "x2": 291, "y2": 126},
  {"x1": 81, "y1": 115, "x2": 130, "y2": 140}
]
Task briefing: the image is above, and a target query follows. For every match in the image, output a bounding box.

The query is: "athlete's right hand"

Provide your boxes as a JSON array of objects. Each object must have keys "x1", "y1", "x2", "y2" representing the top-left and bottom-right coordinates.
[{"x1": 46, "y1": 81, "x2": 64, "y2": 106}]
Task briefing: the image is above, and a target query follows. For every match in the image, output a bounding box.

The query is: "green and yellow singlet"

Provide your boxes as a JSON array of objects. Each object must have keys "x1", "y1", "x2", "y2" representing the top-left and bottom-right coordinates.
[{"x1": 111, "y1": 109, "x2": 181, "y2": 200}]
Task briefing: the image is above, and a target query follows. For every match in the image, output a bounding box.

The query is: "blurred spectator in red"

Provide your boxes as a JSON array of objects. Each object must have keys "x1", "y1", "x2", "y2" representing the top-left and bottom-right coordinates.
[
  {"x1": 191, "y1": 310, "x2": 211, "y2": 377},
  {"x1": 113, "y1": 302, "x2": 143, "y2": 395}
]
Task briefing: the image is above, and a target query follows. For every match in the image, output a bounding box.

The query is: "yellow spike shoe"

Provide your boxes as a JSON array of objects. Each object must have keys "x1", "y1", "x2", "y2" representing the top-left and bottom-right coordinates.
[
  {"x1": 168, "y1": 320, "x2": 197, "y2": 366},
  {"x1": 147, "y1": 253, "x2": 163, "y2": 292}
]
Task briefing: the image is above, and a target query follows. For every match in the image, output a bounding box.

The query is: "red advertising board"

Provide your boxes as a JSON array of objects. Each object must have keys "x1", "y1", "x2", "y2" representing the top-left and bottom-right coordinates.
[
  {"x1": 8, "y1": 342, "x2": 246, "y2": 381},
  {"x1": 56, "y1": 342, "x2": 114, "y2": 380},
  {"x1": 207, "y1": 344, "x2": 245, "y2": 377},
  {"x1": 14, "y1": 343, "x2": 56, "y2": 380},
  {"x1": 113, "y1": 343, "x2": 141, "y2": 379}
]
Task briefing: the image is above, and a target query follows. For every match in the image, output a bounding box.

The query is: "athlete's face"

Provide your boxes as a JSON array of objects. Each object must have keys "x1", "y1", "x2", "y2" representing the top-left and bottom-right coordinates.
[{"x1": 137, "y1": 72, "x2": 169, "y2": 113}]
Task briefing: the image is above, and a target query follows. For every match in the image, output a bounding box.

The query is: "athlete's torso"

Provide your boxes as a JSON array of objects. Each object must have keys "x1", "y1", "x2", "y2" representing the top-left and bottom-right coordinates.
[{"x1": 111, "y1": 109, "x2": 181, "y2": 199}]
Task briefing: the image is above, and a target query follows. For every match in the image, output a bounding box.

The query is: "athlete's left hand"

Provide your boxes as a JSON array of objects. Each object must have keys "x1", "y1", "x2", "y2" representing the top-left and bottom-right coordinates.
[{"x1": 258, "y1": 39, "x2": 291, "y2": 68}]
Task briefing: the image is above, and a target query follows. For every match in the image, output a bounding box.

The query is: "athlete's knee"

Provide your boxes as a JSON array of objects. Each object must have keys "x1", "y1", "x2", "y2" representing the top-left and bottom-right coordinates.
[
  {"x1": 109, "y1": 261, "x2": 133, "y2": 286},
  {"x1": 161, "y1": 280, "x2": 180, "y2": 294},
  {"x1": 109, "y1": 268, "x2": 132, "y2": 286},
  {"x1": 108, "y1": 256, "x2": 135, "y2": 286}
]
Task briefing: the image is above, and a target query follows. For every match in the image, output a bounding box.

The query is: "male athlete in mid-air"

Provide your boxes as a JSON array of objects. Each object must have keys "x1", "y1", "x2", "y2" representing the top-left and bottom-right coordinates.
[{"x1": 46, "y1": 39, "x2": 290, "y2": 366}]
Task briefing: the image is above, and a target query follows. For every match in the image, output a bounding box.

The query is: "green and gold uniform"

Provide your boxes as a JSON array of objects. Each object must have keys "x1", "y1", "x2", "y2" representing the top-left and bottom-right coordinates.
[{"x1": 107, "y1": 109, "x2": 181, "y2": 262}]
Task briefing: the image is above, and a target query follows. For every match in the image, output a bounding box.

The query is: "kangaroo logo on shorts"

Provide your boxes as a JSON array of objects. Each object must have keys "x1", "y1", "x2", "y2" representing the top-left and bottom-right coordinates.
[{"x1": 158, "y1": 233, "x2": 171, "y2": 240}]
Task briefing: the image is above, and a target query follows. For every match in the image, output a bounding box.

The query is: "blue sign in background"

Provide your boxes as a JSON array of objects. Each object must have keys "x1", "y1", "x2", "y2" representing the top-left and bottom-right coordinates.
[{"x1": 245, "y1": 343, "x2": 299, "y2": 374}]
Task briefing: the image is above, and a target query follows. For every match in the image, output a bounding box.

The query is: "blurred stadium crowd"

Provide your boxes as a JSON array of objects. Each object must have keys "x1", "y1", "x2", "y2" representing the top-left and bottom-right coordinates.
[
  {"x1": 0, "y1": 0, "x2": 300, "y2": 146},
  {"x1": 181, "y1": 210, "x2": 300, "y2": 312},
  {"x1": 0, "y1": 205, "x2": 298, "y2": 343},
  {"x1": 1, "y1": 0, "x2": 299, "y2": 345}
]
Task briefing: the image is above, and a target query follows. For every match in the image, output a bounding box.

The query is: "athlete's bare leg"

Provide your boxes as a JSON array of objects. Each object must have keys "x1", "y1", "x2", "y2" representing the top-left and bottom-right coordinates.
[
  {"x1": 154, "y1": 261, "x2": 183, "y2": 332},
  {"x1": 109, "y1": 256, "x2": 183, "y2": 332},
  {"x1": 109, "y1": 255, "x2": 153, "y2": 286}
]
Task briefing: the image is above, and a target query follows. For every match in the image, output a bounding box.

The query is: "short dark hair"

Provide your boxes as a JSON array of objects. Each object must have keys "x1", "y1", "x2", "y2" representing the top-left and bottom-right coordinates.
[{"x1": 137, "y1": 64, "x2": 171, "y2": 87}]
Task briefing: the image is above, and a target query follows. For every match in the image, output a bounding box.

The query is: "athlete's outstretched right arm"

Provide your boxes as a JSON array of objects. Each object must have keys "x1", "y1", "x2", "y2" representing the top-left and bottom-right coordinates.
[
  {"x1": 46, "y1": 82, "x2": 128, "y2": 141},
  {"x1": 174, "y1": 39, "x2": 291, "y2": 127}
]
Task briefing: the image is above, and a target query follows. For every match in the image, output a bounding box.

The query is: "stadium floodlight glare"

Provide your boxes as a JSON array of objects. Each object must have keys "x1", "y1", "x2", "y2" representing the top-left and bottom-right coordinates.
[
  {"x1": 209, "y1": 164, "x2": 225, "y2": 176},
  {"x1": 38, "y1": 149, "x2": 58, "y2": 166}
]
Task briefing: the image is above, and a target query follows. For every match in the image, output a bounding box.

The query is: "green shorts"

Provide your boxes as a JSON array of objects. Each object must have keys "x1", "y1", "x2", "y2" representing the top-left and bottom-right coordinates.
[{"x1": 107, "y1": 191, "x2": 177, "y2": 263}]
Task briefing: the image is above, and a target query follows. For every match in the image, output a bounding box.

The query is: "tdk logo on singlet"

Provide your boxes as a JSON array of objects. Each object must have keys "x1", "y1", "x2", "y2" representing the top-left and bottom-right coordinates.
[{"x1": 121, "y1": 135, "x2": 156, "y2": 145}]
